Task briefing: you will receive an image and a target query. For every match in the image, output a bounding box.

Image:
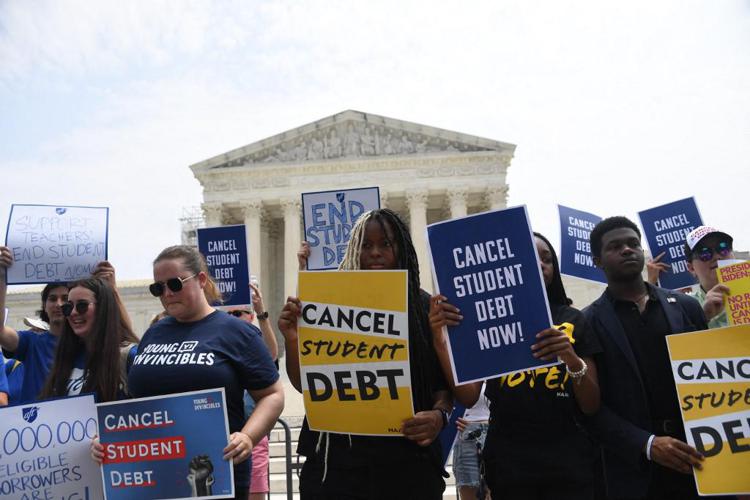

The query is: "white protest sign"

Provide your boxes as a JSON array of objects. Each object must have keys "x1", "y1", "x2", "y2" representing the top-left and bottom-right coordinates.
[
  {"x1": 5, "y1": 204, "x2": 109, "y2": 284},
  {"x1": 0, "y1": 394, "x2": 104, "y2": 500}
]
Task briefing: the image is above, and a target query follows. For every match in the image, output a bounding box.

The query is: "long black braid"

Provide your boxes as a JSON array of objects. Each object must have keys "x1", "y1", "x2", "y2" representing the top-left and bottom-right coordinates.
[{"x1": 339, "y1": 208, "x2": 436, "y2": 412}]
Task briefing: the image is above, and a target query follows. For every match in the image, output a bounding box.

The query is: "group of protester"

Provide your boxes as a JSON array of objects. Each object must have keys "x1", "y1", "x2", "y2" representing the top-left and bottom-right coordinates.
[{"x1": 0, "y1": 206, "x2": 741, "y2": 500}]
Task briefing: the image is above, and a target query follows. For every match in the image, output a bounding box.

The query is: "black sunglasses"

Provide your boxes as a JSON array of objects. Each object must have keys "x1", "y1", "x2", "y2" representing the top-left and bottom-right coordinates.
[
  {"x1": 62, "y1": 300, "x2": 96, "y2": 317},
  {"x1": 149, "y1": 274, "x2": 197, "y2": 297},
  {"x1": 695, "y1": 242, "x2": 732, "y2": 262},
  {"x1": 228, "y1": 310, "x2": 253, "y2": 317}
]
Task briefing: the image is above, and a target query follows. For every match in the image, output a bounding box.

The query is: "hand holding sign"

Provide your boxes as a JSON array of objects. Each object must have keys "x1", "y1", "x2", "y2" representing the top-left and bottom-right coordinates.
[
  {"x1": 402, "y1": 410, "x2": 443, "y2": 447},
  {"x1": 650, "y1": 436, "x2": 704, "y2": 474}
]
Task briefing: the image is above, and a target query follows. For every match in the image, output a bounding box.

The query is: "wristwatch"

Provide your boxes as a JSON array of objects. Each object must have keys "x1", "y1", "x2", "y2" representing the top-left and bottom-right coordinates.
[
  {"x1": 257, "y1": 311, "x2": 269, "y2": 321},
  {"x1": 437, "y1": 408, "x2": 451, "y2": 429}
]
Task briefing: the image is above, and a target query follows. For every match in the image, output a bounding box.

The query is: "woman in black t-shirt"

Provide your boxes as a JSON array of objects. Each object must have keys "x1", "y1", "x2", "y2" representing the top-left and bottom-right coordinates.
[
  {"x1": 280, "y1": 209, "x2": 451, "y2": 500},
  {"x1": 430, "y1": 233, "x2": 601, "y2": 500}
]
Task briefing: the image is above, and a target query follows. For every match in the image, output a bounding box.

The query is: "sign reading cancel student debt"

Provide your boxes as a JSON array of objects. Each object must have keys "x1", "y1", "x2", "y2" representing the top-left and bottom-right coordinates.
[
  {"x1": 638, "y1": 197, "x2": 702, "y2": 290},
  {"x1": 427, "y1": 206, "x2": 554, "y2": 384},
  {"x1": 666, "y1": 325, "x2": 750, "y2": 496},
  {"x1": 0, "y1": 394, "x2": 103, "y2": 500},
  {"x1": 298, "y1": 270, "x2": 413, "y2": 435},
  {"x1": 5, "y1": 204, "x2": 109, "y2": 285},
  {"x1": 558, "y1": 205, "x2": 605, "y2": 283},
  {"x1": 197, "y1": 225, "x2": 251, "y2": 306},
  {"x1": 302, "y1": 187, "x2": 380, "y2": 270},
  {"x1": 97, "y1": 388, "x2": 234, "y2": 500}
]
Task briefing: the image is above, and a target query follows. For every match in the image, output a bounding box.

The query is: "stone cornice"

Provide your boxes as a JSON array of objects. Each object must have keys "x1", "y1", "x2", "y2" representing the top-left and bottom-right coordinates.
[{"x1": 190, "y1": 110, "x2": 516, "y2": 173}]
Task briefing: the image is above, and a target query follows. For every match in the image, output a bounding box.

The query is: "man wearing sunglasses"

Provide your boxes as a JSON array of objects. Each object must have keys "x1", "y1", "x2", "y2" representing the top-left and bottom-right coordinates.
[{"x1": 684, "y1": 226, "x2": 735, "y2": 329}]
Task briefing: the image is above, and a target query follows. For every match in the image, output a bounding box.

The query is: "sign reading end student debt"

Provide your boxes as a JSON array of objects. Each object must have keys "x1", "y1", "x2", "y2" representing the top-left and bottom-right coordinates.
[
  {"x1": 97, "y1": 388, "x2": 234, "y2": 500},
  {"x1": 0, "y1": 394, "x2": 103, "y2": 500},
  {"x1": 638, "y1": 197, "x2": 702, "y2": 290},
  {"x1": 427, "y1": 206, "x2": 553, "y2": 385},
  {"x1": 298, "y1": 270, "x2": 413, "y2": 435},
  {"x1": 5, "y1": 204, "x2": 109, "y2": 285},
  {"x1": 558, "y1": 205, "x2": 605, "y2": 283},
  {"x1": 197, "y1": 225, "x2": 250, "y2": 306},
  {"x1": 666, "y1": 325, "x2": 750, "y2": 496},
  {"x1": 302, "y1": 187, "x2": 380, "y2": 270}
]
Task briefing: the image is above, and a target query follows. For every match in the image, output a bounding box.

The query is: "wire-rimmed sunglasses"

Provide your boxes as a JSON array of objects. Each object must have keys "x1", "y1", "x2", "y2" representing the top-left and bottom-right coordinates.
[
  {"x1": 149, "y1": 274, "x2": 197, "y2": 297},
  {"x1": 62, "y1": 300, "x2": 96, "y2": 317},
  {"x1": 695, "y1": 241, "x2": 732, "y2": 262}
]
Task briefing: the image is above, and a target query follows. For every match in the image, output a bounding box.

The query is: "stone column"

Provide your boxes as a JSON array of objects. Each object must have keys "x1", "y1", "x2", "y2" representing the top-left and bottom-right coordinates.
[
  {"x1": 241, "y1": 201, "x2": 264, "y2": 279},
  {"x1": 447, "y1": 187, "x2": 469, "y2": 219},
  {"x1": 406, "y1": 190, "x2": 432, "y2": 292},
  {"x1": 485, "y1": 184, "x2": 509, "y2": 211},
  {"x1": 281, "y1": 198, "x2": 302, "y2": 298},
  {"x1": 201, "y1": 202, "x2": 223, "y2": 227}
]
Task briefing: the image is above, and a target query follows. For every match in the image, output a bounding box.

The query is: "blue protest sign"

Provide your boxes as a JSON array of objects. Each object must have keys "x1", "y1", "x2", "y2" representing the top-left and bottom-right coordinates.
[
  {"x1": 302, "y1": 187, "x2": 380, "y2": 270},
  {"x1": 438, "y1": 401, "x2": 466, "y2": 466},
  {"x1": 197, "y1": 225, "x2": 251, "y2": 306},
  {"x1": 558, "y1": 205, "x2": 605, "y2": 283},
  {"x1": 4, "y1": 204, "x2": 109, "y2": 285},
  {"x1": 427, "y1": 206, "x2": 554, "y2": 385},
  {"x1": 0, "y1": 394, "x2": 104, "y2": 500},
  {"x1": 638, "y1": 197, "x2": 703, "y2": 290},
  {"x1": 97, "y1": 388, "x2": 234, "y2": 500}
]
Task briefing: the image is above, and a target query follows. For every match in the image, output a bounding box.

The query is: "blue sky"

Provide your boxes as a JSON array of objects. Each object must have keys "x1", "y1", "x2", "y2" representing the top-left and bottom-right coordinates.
[{"x1": 1, "y1": 0, "x2": 749, "y2": 282}]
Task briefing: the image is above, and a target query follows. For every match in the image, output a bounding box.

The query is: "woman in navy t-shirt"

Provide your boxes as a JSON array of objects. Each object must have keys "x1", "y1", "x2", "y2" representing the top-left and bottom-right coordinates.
[
  {"x1": 126, "y1": 245, "x2": 283, "y2": 500},
  {"x1": 40, "y1": 277, "x2": 139, "y2": 403}
]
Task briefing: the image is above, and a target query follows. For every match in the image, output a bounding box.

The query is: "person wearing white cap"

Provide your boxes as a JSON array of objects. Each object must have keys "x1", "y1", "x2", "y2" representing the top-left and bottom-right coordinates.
[{"x1": 683, "y1": 226, "x2": 735, "y2": 329}]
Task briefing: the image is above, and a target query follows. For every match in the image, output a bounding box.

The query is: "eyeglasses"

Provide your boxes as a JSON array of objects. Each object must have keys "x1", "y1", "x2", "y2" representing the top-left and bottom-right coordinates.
[
  {"x1": 62, "y1": 300, "x2": 96, "y2": 317},
  {"x1": 228, "y1": 310, "x2": 252, "y2": 317},
  {"x1": 149, "y1": 274, "x2": 197, "y2": 297},
  {"x1": 695, "y1": 242, "x2": 732, "y2": 262}
]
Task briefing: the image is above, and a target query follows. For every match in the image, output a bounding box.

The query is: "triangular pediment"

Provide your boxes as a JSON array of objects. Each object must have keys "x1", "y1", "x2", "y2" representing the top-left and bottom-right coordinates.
[{"x1": 191, "y1": 110, "x2": 515, "y2": 170}]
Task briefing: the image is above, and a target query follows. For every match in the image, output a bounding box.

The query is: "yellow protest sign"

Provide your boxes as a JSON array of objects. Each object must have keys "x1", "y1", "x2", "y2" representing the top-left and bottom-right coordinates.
[
  {"x1": 718, "y1": 260, "x2": 750, "y2": 326},
  {"x1": 666, "y1": 325, "x2": 750, "y2": 496},
  {"x1": 298, "y1": 270, "x2": 414, "y2": 436}
]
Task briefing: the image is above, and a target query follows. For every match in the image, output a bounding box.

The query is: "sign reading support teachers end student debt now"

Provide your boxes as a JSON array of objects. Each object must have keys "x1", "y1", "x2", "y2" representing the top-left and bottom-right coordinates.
[
  {"x1": 427, "y1": 206, "x2": 554, "y2": 385},
  {"x1": 5, "y1": 204, "x2": 109, "y2": 285},
  {"x1": 302, "y1": 187, "x2": 380, "y2": 270},
  {"x1": 666, "y1": 326, "x2": 750, "y2": 496},
  {"x1": 0, "y1": 394, "x2": 103, "y2": 500},
  {"x1": 197, "y1": 225, "x2": 251, "y2": 307},
  {"x1": 558, "y1": 205, "x2": 605, "y2": 283},
  {"x1": 638, "y1": 197, "x2": 703, "y2": 290},
  {"x1": 298, "y1": 270, "x2": 413, "y2": 435},
  {"x1": 97, "y1": 388, "x2": 234, "y2": 500}
]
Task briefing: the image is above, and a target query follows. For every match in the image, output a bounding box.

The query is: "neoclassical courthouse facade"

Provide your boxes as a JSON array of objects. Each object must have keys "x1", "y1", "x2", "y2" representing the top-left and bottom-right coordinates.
[{"x1": 5, "y1": 111, "x2": 603, "y2": 338}]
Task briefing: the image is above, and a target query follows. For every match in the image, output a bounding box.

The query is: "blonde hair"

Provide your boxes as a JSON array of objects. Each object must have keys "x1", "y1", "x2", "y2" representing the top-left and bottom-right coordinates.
[{"x1": 153, "y1": 245, "x2": 223, "y2": 305}]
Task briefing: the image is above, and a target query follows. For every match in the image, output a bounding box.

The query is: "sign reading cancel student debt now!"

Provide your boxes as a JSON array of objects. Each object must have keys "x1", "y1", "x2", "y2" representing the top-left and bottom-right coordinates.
[
  {"x1": 638, "y1": 197, "x2": 702, "y2": 290},
  {"x1": 298, "y1": 270, "x2": 413, "y2": 435},
  {"x1": 666, "y1": 325, "x2": 750, "y2": 496},
  {"x1": 197, "y1": 225, "x2": 251, "y2": 307},
  {"x1": 0, "y1": 394, "x2": 103, "y2": 500},
  {"x1": 5, "y1": 204, "x2": 109, "y2": 285},
  {"x1": 97, "y1": 388, "x2": 234, "y2": 500},
  {"x1": 427, "y1": 206, "x2": 554, "y2": 385}
]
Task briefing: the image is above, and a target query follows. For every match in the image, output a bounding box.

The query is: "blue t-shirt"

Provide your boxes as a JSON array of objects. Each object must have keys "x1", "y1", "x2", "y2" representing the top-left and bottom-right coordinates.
[
  {"x1": 66, "y1": 345, "x2": 137, "y2": 401},
  {"x1": 0, "y1": 360, "x2": 8, "y2": 400},
  {"x1": 11, "y1": 330, "x2": 58, "y2": 403},
  {"x1": 4, "y1": 360, "x2": 24, "y2": 405},
  {"x1": 127, "y1": 311, "x2": 279, "y2": 489}
]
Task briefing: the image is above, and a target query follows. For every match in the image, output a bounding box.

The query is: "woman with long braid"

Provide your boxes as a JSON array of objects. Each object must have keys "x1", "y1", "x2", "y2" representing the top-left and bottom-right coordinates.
[{"x1": 280, "y1": 208, "x2": 452, "y2": 499}]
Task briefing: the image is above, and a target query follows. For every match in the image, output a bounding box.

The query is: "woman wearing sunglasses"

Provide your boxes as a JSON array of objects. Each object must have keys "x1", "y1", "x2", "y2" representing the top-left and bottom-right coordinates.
[
  {"x1": 124, "y1": 245, "x2": 283, "y2": 500},
  {"x1": 40, "y1": 277, "x2": 139, "y2": 402}
]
